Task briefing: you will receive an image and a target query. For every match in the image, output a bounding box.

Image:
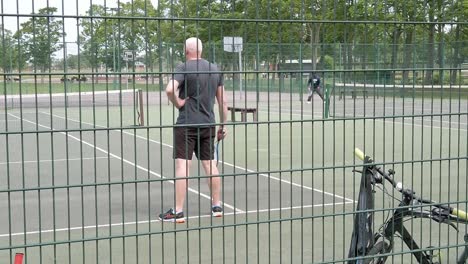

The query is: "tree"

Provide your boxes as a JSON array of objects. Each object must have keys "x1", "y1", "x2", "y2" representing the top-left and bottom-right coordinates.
[
  {"x1": 56, "y1": 54, "x2": 91, "y2": 70},
  {"x1": 0, "y1": 25, "x2": 27, "y2": 73},
  {"x1": 445, "y1": 0, "x2": 467, "y2": 84},
  {"x1": 0, "y1": 27, "x2": 15, "y2": 73},
  {"x1": 81, "y1": 1, "x2": 160, "y2": 74},
  {"x1": 15, "y1": 7, "x2": 64, "y2": 82},
  {"x1": 423, "y1": 0, "x2": 446, "y2": 84},
  {"x1": 76, "y1": 0, "x2": 465, "y2": 87},
  {"x1": 80, "y1": 5, "x2": 114, "y2": 72}
]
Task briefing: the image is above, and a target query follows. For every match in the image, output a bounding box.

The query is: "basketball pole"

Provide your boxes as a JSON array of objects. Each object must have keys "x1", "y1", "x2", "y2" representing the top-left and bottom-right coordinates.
[{"x1": 239, "y1": 50, "x2": 243, "y2": 100}]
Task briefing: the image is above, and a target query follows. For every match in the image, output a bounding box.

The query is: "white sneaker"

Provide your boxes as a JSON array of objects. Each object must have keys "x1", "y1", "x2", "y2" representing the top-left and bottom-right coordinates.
[{"x1": 212, "y1": 206, "x2": 223, "y2": 217}]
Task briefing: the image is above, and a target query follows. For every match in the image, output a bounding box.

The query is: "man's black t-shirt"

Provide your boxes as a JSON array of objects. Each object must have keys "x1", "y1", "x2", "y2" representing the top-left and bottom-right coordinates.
[{"x1": 173, "y1": 59, "x2": 223, "y2": 125}]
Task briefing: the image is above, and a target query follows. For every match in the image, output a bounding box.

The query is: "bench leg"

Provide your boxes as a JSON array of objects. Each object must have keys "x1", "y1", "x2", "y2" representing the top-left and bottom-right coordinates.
[
  {"x1": 241, "y1": 112, "x2": 246, "y2": 122},
  {"x1": 351, "y1": 91, "x2": 356, "y2": 99},
  {"x1": 253, "y1": 111, "x2": 257, "y2": 121},
  {"x1": 231, "y1": 110, "x2": 236, "y2": 122}
]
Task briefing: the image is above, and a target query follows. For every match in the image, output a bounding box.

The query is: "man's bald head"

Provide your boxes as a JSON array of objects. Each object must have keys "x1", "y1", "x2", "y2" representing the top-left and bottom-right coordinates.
[{"x1": 185, "y1": 37, "x2": 203, "y2": 59}]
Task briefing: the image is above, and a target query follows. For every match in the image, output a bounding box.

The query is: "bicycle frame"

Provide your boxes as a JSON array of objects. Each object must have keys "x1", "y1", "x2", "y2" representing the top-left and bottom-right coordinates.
[
  {"x1": 377, "y1": 195, "x2": 444, "y2": 264},
  {"x1": 348, "y1": 150, "x2": 468, "y2": 264}
]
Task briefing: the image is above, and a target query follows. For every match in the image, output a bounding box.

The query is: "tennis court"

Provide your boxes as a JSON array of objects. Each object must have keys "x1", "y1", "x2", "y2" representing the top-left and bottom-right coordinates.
[{"x1": 1, "y1": 87, "x2": 466, "y2": 263}]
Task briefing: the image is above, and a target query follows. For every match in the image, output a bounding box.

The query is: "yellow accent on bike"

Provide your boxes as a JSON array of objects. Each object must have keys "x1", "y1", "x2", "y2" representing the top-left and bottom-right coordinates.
[
  {"x1": 354, "y1": 148, "x2": 365, "y2": 161},
  {"x1": 452, "y1": 208, "x2": 468, "y2": 221}
]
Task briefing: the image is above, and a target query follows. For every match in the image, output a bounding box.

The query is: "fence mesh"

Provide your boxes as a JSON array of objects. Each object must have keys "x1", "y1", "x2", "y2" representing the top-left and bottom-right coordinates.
[{"x1": 0, "y1": 0, "x2": 467, "y2": 263}]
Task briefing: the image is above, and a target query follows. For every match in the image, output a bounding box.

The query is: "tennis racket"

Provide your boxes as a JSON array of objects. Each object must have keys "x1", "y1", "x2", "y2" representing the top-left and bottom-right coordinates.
[
  {"x1": 214, "y1": 127, "x2": 226, "y2": 166},
  {"x1": 214, "y1": 140, "x2": 220, "y2": 166}
]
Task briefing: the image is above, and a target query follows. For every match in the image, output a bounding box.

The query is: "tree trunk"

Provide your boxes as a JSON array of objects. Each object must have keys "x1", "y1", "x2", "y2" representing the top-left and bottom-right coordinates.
[
  {"x1": 271, "y1": 57, "x2": 277, "y2": 84},
  {"x1": 41, "y1": 67, "x2": 45, "y2": 84},
  {"x1": 402, "y1": 29, "x2": 413, "y2": 84},
  {"x1": 391, "y1": 28, "x2": 401, "y2": 81},
  {"x1": 341, "y1": 43, "x2": 347, "y2": 83},
  {"x1": 424, "y1": 23, "x2": 435, "y2": 84},
  {"x1": 361, "y1": 45, "x2": 367, "y2": 70},
  {"x1": 347, "y1": 44, "x2": 353, "y2": 71},
  {"x1": 437, "y1": 24, "x2": 444, "y2": 83},
  {"x1": 309, "y1": 23, "x2": 321, "y2": 72},
  {"x1": 342, "y1": 43, "x2": 347, "y2": 69},
  {"x1": 451, "y1": 24, "x2": 460, "y2": 84}
]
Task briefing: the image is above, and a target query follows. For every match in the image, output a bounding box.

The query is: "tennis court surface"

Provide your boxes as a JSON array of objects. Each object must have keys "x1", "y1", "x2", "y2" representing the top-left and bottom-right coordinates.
[{"x1": 1, "y1": 88, "x2": 466, "y2": 263}]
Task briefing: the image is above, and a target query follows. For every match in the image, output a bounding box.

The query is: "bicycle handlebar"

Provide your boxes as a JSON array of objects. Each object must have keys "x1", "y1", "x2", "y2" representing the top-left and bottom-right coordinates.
[{"x1": 354, "y1": 147, "x2": 468, "y2": 221}]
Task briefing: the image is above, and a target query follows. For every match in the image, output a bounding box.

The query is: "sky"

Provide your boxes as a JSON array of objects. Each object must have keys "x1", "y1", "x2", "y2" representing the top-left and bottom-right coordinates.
[{"x1": 1, "y1": 0, "x2": 158, "y2": 56}]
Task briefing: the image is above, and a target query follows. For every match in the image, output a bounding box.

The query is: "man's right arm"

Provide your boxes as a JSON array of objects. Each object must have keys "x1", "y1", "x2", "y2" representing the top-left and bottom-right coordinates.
[{"x1": 166, "y1": 79, "x2": 187, "y2": 109}]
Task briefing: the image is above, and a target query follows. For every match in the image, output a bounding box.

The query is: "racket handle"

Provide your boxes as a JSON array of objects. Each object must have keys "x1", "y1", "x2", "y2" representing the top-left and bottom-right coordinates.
[
  {"x1": 354, "y1": 148, "x2": 365, "y2": 161},
  {"x1": 452, "y1": 208, "x2": 468, "y2": 221},
  {"x1": 14, "y1": 253, "x2": 24, "y2": 264}
]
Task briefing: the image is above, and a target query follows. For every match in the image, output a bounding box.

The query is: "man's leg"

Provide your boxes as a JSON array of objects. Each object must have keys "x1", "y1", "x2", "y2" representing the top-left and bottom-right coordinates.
[
  {"x1": 201, "y1": 160, "x2": 221, "y2": 206},
  {"x1": 198, "y1": 127, "x2": 223, "y2": 217},
  {"x1": 307, "y1": 87, "x2": 313, "y2": 102},
  {"x1": 202, "y1": 159, "x2": 222, "y2": 217},
  {"x1": 159, "y1": 127, "x2": 194, "y2": 222},
  {"x1": 175, "y1": 158, "x2": 191, "y2": 213}
]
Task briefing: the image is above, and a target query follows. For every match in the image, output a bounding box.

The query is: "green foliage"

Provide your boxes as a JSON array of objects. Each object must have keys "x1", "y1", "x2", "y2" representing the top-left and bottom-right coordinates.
[
  {"x1": 320, "y1": 55, "x2": 334, "y2": 70},
  {"x1": 0, "y1": 27, "x2": 21, "y2": 72},
  {"x1": 4, "y1": 0, "x2": 463, "y2": 82},
  {"x1": 15, "y1": 7, "x2": 64, "y2": 72},
  {"x1": 54, "y1": 54, "x2": 91, "y2": 70}
]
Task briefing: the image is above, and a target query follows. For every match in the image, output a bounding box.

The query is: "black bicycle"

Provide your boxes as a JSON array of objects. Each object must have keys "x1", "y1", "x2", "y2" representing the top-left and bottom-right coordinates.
[{"x1": 348, "y1": 148, "x2": 468, "y2": 264}]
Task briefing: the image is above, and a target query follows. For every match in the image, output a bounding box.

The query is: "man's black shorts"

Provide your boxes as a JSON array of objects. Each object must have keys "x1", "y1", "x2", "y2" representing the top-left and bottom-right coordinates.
[{"x1": 173, "y1": 127, "x2": 216, "y2": 160}]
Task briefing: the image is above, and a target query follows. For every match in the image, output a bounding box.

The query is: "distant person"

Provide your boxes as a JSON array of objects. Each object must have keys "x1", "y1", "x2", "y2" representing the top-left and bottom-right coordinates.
[
  {"x1": 306, "y1": 72, "x2": 324, "y2": 103},
  {"x1": 160, "y1": 37, "x2": 228, "y2": 223}
]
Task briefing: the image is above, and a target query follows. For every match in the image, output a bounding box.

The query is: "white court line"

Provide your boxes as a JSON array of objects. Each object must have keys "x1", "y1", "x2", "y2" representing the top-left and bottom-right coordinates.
[
  {"x1": 0, "y1": 201, "x2": 354, "y2": 238},
  {"x1": 0, "y1": 89, "x2": 136, "y2": 99},
  {"x1": 361, "y1": 105, "x2": 467, "y2": 126},
  {"x1": 45, "y1": 112, "x2": 355, "y2": 203},
  {"x1": 0, "y1": 157, "x2": 108, "y2": 166},
  {"x1": 8, "y1": 113, "x2": 243, "y2": 214},
  {"x1": 259, "y1": 108, "x2": 468, "y2": 132}
]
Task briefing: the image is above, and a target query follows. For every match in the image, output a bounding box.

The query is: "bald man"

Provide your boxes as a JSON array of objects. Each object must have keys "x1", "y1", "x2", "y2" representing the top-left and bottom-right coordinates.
[{"x1": 160, "y1": 37, "x2": 228, "y2": 223}]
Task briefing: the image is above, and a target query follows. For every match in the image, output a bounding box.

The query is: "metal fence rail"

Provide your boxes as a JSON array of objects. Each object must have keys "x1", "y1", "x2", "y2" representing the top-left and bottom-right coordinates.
[{"x1": 0, "y1": 0, "x2": 467, "y2": 263}]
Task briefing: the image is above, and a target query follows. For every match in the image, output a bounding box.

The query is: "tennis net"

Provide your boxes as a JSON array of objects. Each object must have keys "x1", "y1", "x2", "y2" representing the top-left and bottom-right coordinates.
[{"x1": 0, "y1": 89, "x2": 145, "y2": 126}]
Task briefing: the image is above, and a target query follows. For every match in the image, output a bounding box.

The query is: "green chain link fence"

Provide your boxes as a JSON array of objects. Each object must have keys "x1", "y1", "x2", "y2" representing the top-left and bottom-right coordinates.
[{"x1": 0, "y1": 0, "x2": 467, "y2": 263}]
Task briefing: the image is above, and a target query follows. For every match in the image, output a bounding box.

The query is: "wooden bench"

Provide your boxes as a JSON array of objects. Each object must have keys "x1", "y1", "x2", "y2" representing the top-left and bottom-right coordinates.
[
  {"x1": 228, "y1": 107, "x2": 258, "y2": 122},
  {"x1": 339, "y1": 90, "x2": 369, "y2": 100}
]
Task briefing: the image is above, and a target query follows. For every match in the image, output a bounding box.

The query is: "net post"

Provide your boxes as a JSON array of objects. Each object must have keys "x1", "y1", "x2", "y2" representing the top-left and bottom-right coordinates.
[
  {"x1": 323, "y1": 83, "x2": 330, "y2": 119},
  {"x1": 137, "y1": 89, "x2": 145, "y2": 126},
  {"x1": 14, "y1": 253, "x2": 24, "y2": 264}
]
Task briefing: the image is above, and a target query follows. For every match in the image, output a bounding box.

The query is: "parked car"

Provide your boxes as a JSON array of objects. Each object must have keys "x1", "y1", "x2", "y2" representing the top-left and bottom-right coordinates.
[
  {"x1": 71, "y1": 75, "x2": 87, "y2": 82},
  {"x1": 6, "y1": 76, "x2": 20, "y2": 81}
]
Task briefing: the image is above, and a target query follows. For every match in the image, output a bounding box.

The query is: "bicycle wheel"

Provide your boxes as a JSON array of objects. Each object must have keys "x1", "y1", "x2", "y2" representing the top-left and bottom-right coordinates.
[{"x1": 363, "y1": 241, "x2": 391, "y2": 264}]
